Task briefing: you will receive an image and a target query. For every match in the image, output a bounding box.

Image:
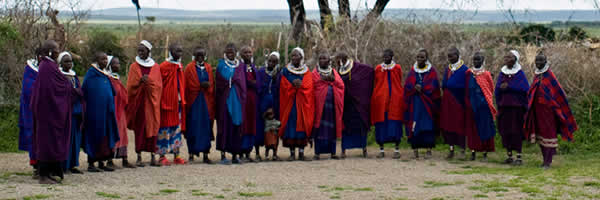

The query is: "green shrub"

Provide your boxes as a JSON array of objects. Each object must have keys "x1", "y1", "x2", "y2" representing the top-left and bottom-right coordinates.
[
  {"x1": 519, "y1": 24, "x2": 555, "y2": 45},
  {"x1": 0, "y1": 105, "x2": 20, "y2": 152}
]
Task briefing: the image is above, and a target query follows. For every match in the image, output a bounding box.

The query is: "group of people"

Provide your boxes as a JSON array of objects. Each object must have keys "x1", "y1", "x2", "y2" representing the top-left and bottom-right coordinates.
[{"x1": 19, "y1": 39, "x2": 578, "y2": 185}]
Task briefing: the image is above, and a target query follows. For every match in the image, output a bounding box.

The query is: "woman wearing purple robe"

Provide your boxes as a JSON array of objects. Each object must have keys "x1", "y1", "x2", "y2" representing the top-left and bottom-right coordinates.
[
  {"x1": 57, "y1": 52, "x2": 84, "y2": 174},
  {"x1": 19, "y1": 47, "x2": 42, "y2": 178},
  {"x1": 336, "y1": 52, "x2": 373, "y2": 158},
  {"x1": 216, "y1": 43, "x2": 247, "y2": 165},
  {"x1": 495, "y1": 50, "x2": 529, "y2": 165},
  {"x1": 31, "y1": 40, "x2": 81, "y2": 184}
]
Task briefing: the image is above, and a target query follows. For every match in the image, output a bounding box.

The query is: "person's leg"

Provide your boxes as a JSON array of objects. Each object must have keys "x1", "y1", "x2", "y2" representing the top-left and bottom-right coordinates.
[
  {"x1": 482, "y1": 152, "x2": 488, "y2": 162},
  {"x1": 362, "y1": 147, "x2": 368, "y2": 158},
  {"x1": 255, "y1": 146, "x2": 262, "y2": 162},
  {"x1": 288, "y1": 148, "x2": 296, "y2": 161},
  {"x1": 273, "y1": 147, "x2": 280, "y2": 161},
  {"x1": 107, "y1": 158, "x2": 115, "y2": 168},
  {"x1": 122, "y1": 156, "x2": 136, "y2": 168},
  {"x1": 412, "y1": 148, "x2": 419, "y2": 159},
  {"x1": 377, "y1": 144, "x2": 385, "y2": 158},
  {"x1": 136, "y1": 152, "x2": 145, "y2": 167},
  {"x1": 87, "y1": 158, "x2": 100, "y2": 172},
  {"x1": 425, "y1": 148, "x2": 433, "y2": 159},
  {"x1": 392, "y1": 142, "x2": 401, "y2": 159},
  {"x1": 447, "y1": 145, "x2": 455, "y2": 159},
  {"x1": 341, "y1": 149, "x2": 346, "y2": 159},
  {"x1": 38, "y1": 162, "x2": 57, "y2": 184},
  {"x1": 471, "y1": 150, "x2": 476, "y2": 161},
  {"x1": 98, "y1": 160, "x2": 114, "y2": 172},
  {"x1": 514, "y1": 149, "x2": 523, "y2": 165},
  {"x1": 505, "y1": 149, "x2": 514, "y2": 164}
]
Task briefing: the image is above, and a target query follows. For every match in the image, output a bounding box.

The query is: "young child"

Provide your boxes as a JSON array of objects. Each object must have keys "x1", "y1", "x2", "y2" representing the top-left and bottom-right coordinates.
[{"x1": 263, "y1": 108, "x2": 281, "y2": 161}]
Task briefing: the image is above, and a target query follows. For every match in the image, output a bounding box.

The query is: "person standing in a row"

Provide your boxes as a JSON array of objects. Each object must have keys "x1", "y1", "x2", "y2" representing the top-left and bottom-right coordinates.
[
  {"x1": 279, "y1": 47, "x2": 314, "y2": 161},
  {"x1": 371, "y1": 49, "x2": 404, "y2": 159},
  {"x1": 337, "y1": 52, "x2": 373, "y2": 158},
  {"x1": 31, "y1": 40, "x2": 82, "y2": 184},
  {"x1": 184, "y1": 46, "x2": 215, "y2": 164},
  {"x1": 82, "y1": 52, "x2": 120, "y2": 172},
  {"x1": 127, "y1": 40, "x2": 162, "y2": 167},
  {"x1": 441, "y1": 47, "x2": 468, "y2": 159}
]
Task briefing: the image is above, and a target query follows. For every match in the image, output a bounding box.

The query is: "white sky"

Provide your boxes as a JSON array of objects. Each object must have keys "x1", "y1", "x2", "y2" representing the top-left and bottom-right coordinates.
[{"x1": 79, "y1": 0, "x2": 597, "y2": 11}]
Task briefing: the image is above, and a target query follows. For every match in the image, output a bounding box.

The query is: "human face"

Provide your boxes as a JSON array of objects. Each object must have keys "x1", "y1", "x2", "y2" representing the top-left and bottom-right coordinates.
[
  {"x1": 503, "y1": 53, "x2": 516, "y2": 69},
  {"x1": 49, "y1": 43, "x2": 60, "y2": 60},
  {"x1": 110, "y1": 58, "x2": 121, "y2": 73},
  {"x1": 98, "y1": 54, "x2": 108, "y2": 69},
  {"x1": 535, "y1": 55, "x2": 547, "y2": 70},
  {"x1": 241, "y1": 48, "x2": 253, "y2": 63},
  {"x1": 291, "y1": 51, "x2": 302, "y2": 66},
  {"x1": 473, "y1": 54, "x2": 484, "y2": 68},
  {"x1": 319, "y1": 54, "x2": 330, "y2": 68},
  {"x1": 194, "y1": 49, "x2": 206, "y2": 63},
  {"x1": 225, "y1": 47, "x2": 236, "y2": 60},
  {"x1": 416, "y1": 51, "x2": 427, "y2": 67},
  {"x1": 447, "y1": 50, "x2": 459, "y2": 64},
  {"x1": 170, "y1": 45, "x2": 183, "y2": 61},
  {"x1": 61, "y1": 55, "x2": 73, "y2": 72},
  {"x1": 267, "y1": 55, "x2": 279, "y2": 69},
  {"x1": 137, "y1": 44, "x2": 149, "y2": 60},
  {"x1": 383, "y1": 52, "x2": 393, "y2": 64}
]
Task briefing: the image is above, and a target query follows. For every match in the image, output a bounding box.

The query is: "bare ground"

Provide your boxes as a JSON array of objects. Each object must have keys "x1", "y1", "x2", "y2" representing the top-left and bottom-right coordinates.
[{"x1": 0, "y1": 132, "x2": 596, "y2": 200}]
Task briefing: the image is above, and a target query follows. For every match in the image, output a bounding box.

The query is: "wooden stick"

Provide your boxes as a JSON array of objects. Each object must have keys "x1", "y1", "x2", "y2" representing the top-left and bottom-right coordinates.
[
  {"x1": 165, "y1": 35, "x2": 170, "y2": 60},
  {"x1": 277, "y1": 31, "x2": 282, "y2": 51}
]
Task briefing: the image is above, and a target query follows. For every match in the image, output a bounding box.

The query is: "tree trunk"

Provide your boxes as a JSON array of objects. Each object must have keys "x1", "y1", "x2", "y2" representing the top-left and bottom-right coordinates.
[
  {"x1": 287, "y1": 0, "x2": 306, "y2": 41},
  {"x1": 366, "y1": 0, "x2": 390, "y2": 19},
  {"x1": 338, "y1": 0, "x2": 351, "y2": 19},
  {"x1": 318, "y1": 0, "x2": 333, "y2": 29}
]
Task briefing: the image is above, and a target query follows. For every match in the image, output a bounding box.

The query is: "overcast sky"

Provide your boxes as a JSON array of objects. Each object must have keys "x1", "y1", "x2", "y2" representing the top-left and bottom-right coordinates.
[{"x1": 77, "y1": 0, "x2": 597, "y2": 11}]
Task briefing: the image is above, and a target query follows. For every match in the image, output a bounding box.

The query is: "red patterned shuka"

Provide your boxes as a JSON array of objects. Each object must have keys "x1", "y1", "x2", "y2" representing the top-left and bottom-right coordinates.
[{"x1": 524, "y1": 69, "x2": 577, "y2": 146}]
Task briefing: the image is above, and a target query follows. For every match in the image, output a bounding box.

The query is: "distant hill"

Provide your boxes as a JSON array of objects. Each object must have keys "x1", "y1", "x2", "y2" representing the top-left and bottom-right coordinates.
[{"x1": 82, "y1": 7, "x2": 600, "y2": 23}]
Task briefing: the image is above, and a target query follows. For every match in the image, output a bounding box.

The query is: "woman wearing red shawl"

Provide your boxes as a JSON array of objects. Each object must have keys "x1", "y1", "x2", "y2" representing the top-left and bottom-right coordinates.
[
  {"x1": 216, "y1": 43, "x2": 247, "y2": 165},
  {"x1": 371, "y1": 49, "x2": 404, "y2": 159},
  {"x1": 184, "y1": 47, "x2": 215, "y2": 164},
  {"x1": 495, "y1": 50, "x2": 529, "y2": 165},
  {"x1": 106, "y1": 56, "x2": 136, "y2": 169},
  {"x1": 31, "y1": 40, "x2": 80, "y2": 184},
  {"x1": 279, "y1": 47, "x2": 314, "y2": 161},
  {"x1": 465, "y1": 52, "x2": 496, "y2": 161},
  {"x1": 525, "y1": 53, "x2": 577, "y2": 169},
  {"x1": 157, "y1": 43, "x2": 187, "y2": 166},
  {"x1": 312, "y1": 52, "x2": 344, "y2": 160},
  {"x1": 336, "y1": 52, "x2": 373, "y2": 158},
  {"x1": 404, "y1": 49, "x2": 441, "y2": 159},
  {"x1": 240, "y1": 46, "x2": 259, "y2": 162},
  {"x1": 57, "y1": 52, "x2": 84, "y2": 174},
  {"x1": 127, "y1": 40, "x2": 162, "y2": 167},
  {"x1": 441, "y1": 47, "x2": 470, "y2": 159}
]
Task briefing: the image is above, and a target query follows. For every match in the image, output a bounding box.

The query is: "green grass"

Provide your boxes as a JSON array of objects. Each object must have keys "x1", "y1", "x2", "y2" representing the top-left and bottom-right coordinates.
[
  {"x1": 353, "y1": 187, "x2": 374, "y2": 192},
  {"x1": 473, "y1": 194, "x2": 488, "y2": 198},
  {"x1": 192, "y1": 192, "x2": 211, "y2": 196},
  {"x1": 22, "y1": 194, "x2": 51, "y2": 200},
  {"x1": 584, "y1": 181, "x2": 600, "y2": 188},
  {"x1": 214, "y1": 194, "x2": 225, "y2": 199},
  {"x1": 96, "y1": 192, "x2": 121, "y2": 199},
  {"x1": 222, "y1": 188, "x2": 232, "y2": 192},
  {"x1": 394, "y1": 188, "x2": 408, "y2": 191},
  {"x1": 422, "y1": 180, "x2": 464, "y2": 188},
  {"x1": 246, "y1": 182, "x2": 257, "y2": 187},
  {"x1": 159, "y1": 189, "x2": 179, "y2": 194},
  {"x1": 238, "y1": 191, "x2": 272, "y2": 197},
  {"x1": 318, "y1": 185, "x2": 328, "y2": 189},
  {"x1": 329, "y1": 195, "x2": 341, "y2": 199}
]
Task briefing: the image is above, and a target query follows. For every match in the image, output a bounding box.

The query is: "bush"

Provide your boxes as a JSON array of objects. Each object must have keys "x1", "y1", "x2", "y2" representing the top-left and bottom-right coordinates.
[
  {"x1": 81, "y1": 29, "x2": 126, "y2": 75},
  {"x1": 567, "y1": 26, "x2": 588, "y2": 41},
  {"x1": 0, "y1": 21, "x2": 25, "y2": 105},
  {"x1": 0, "y1": 104, "x2": 19, "y2": 152},
  {"x1": 519, "y1": 24, "x2": 555, "y2": 45}
]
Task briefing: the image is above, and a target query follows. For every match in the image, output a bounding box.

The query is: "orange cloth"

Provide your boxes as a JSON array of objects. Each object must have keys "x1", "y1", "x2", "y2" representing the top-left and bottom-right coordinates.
[
  {"x1": 109, "y1": 77, "x2": 128, "y2": 148},
  {"x1": 472, "y1": 70, "x2": 497, "y2": 119},
  {"x1": 184, "y1": 62, "x2": 215, "y2": 122},
  {"x1": 370, "y1": 64, "x2": 404, "y2": 124},
  {"x1": 126, "y1": 62, "x2": 162, "y2": 138},
  {"x1": 159, "y1": 61, "x2": 186, "y2": 130},
  {"x1": 279, "y1": 71, "x2": 315, "y2": 137}
]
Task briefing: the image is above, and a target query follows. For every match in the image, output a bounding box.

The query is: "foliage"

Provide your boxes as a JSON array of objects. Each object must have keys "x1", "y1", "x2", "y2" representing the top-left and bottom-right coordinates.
[
  {"x1": 0, "y1": 22, "x2": 25, "y2": 105},
  {"x1": 519, "y1": 24, "x2": 556, "y2": 45},
  {"x1": 0, "y1": 105, "x2": 19, "y2": 152},
  {"x1": 81, "y1": 29, "x2": 126, "y2": 75},
  {"x1": 567, "y1": 26, "x2": 588, "y2": 41}
]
